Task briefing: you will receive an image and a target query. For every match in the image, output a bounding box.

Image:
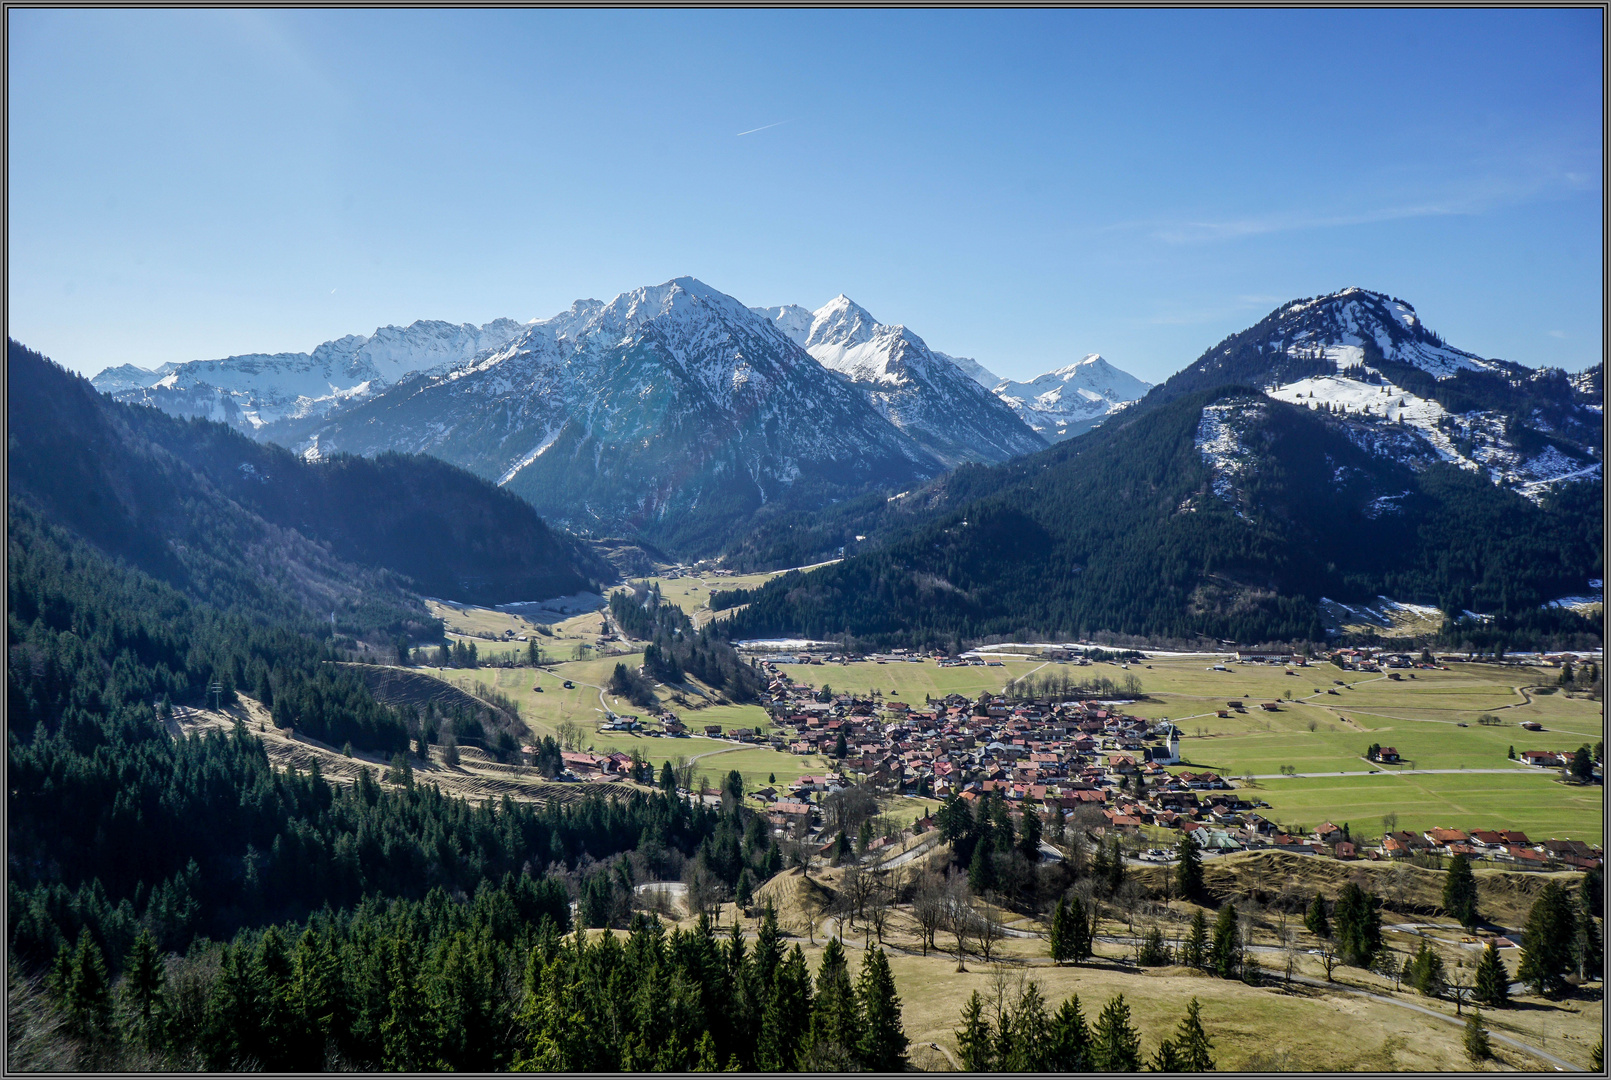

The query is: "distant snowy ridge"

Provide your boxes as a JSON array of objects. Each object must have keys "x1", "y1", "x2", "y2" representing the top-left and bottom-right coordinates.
[
  {"x1": 96, "y1": 318, "x2": 528, "y2": 428},
  {"x1": 753, "y1": 295, "x2": 1047, "y2": 466},
  {"x1": 993, "y1": 355, "x2": 1154, "y2": 441}
]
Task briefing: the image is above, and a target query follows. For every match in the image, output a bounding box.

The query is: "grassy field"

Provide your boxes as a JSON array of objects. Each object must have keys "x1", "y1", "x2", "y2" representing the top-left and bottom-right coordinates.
[
  {"x1": 740, "y1": 862, "x2": 1600, "y2": 1071},
  {"x1": 1247, "y1": 770, "x2": 1604, "y2": 844},
  {"x1": 774, "y1": 657, "x2": 1049, "y2": 702},
  {"x1": 1118, "y1": 656, "x2": 1603, "y2": 843}
]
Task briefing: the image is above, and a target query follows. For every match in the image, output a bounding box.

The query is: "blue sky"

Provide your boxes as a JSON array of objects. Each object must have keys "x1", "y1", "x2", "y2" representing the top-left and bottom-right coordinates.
[{"x1": 8, "y1": 8, "x2": 1603, "y2": 382}]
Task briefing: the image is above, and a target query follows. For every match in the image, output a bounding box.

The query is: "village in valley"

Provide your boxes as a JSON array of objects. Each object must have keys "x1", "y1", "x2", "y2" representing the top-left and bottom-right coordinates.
[{"x1": 549, "y1": 631, "x2": 1604, "y2": 875}]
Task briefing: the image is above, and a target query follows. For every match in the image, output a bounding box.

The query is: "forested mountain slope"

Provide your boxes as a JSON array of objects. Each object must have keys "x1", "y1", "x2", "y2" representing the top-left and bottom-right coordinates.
[
  {"x1": 9, "y1": 341, "x2": 608, "y2": 623},
  {"x1": 721, "y1": 386, "x2": 1602, "y2": 648}
]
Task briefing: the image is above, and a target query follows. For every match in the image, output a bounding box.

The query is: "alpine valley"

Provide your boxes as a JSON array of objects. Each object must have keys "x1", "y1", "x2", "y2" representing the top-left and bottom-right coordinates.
[{"x1": 82, "y1": 281, "x2": 1600, "y2": 648}]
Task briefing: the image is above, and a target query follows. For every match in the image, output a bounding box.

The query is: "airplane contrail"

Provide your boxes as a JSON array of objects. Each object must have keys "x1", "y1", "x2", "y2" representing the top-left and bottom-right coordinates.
[{"x1": 736, "y1": 119, "x2": 792, "y2": 137}]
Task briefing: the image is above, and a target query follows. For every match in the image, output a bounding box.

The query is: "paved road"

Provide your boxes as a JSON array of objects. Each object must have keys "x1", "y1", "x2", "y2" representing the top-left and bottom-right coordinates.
[{"x1": 1251, "y1": 767, "x2": 1546, "y2": 779}]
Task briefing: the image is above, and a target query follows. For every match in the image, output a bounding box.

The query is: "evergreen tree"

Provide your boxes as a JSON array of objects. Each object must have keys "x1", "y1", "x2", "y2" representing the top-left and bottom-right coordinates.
[
  {"x1": 1149, "y1": 1038, "x2": 1182, "y2": 1071},
  {"x1": 1048, "y1": 994, "x2": 1090, "y2": 1071},
  {"x1": 834, "y1": 731, "x2": 847, "y2": 759},
  {"x1": 1463, "y1": 1009, "x2": 1492, "y2": 1062},
  {"x1": 1332, "y1": 882, "x2": 1383, "y2": 968},
  {"x1": 660, "y1": 760, "x2": 677, "y2": 793},
  {"x1": 1050, "y1": 896, "x2": 1073, "y2": 963},
  {"x1": 1089, "y1": 993, "x2": 1142, "y2": 1071},
  {"x1": 968, "y1": 834, "x2": 996, "y2": 894},
  {"x1": 1138, "y1": 925, "x2": 1169, "y2": 966},
  {"x1": 1406, "y1": 942, "x2": 1447, "y2": 997},
  {"x1": 802, "y1": 937, "x2": 861, "y2": 1069},
  {"x1": 1472, "y1": 942, "x2": 1509, "y2": 1007},
  {"x1": 955, "y1": 991, "x2": 995, "y2": 1071},
  {"x1": 1183, "y1": 908, "x2": 1209, "y2": 969},
  {"x1": 120, "y1": 928, "x2": 166, "y2": 1051},
  {"x1": 1443, "y1": 854, "x2": 1480, "y2": 929},
  {"x1": 1209, "y1": 903, "x2": 1239, "y2": 979},
  {"x1": 757, "y1": 945, "x2": 812, "y2": 1070},
  {"x1": 380, "y1": 932, "x2": 431, "y2": 1070},
  {"x1": 57, "y1": 927, "x2": 114, "y2": 1046},
  {"x1": 735, "y1": 869, "x2": 754, "y2": 910},
  {"x1": 1002, "y1": 981, "x2": 1053, "y2": 1071},
  {"x1": 1106, "y1": 837, "x2": 1125, "y2": 895},
  {"x1": 1171, "y1": 997, "x2": 1215, "y2": 1071},
  {"x1": 1517, "y1": 881, "x2": 1577, "y2": 997},
  {"x1": 1175, "y1": 830, "x2": 1204, "y2": 901},
  {"x1": 1067, "y1": 895, "x2": 1094, "y2": 962},
  {"x1": 1304, "y1": 891, "x2": 1331, "y2": 938},
  {"x1": 855, "y1": 948, "x2": 908, "y2": 1071},
  {"x1": 1017, "y1": 806, "x2": 1043, "y2": 862}
]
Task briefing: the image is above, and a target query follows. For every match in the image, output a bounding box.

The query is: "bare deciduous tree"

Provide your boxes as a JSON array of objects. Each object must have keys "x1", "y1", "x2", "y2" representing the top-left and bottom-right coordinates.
[
  {"x1": 942, "y1": 869, "x2": 976, "y2": 972},
  {"x1": 977, "y1": 892, "x2": 1006, "y2": 963},
  {"x1": 912, "y1": 870, "x2": 946, "y2": 957}
]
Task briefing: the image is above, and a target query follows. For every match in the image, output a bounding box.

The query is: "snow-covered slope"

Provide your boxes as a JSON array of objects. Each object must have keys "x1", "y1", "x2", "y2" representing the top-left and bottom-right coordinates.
[
  {"x1": 1156, "y1": 288, "x2": 1603, "y2": 504},
  {"x1": 993, "y1": 354, "x2": 1153, "y2": 441},
  {"x1": 933, "y1": 351, "x2": 1001, "y2": 389},
  {"x1": 95, "y1": 319, "x2": 528, "y2": 429},
  {"x1": 754, "y1": 295, "x2": 1046, "y2": 467},
  {"x1": 302, "y1": 278, "x2": 945, "y2": 552}
]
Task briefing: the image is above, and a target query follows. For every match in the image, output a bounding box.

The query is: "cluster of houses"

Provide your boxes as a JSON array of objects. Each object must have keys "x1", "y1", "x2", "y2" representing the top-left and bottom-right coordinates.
[
  {"x1": 1382, "y1": 828, "x2": 1603, "y2": 870},
  {"x1": 549, "y1": 646, "x2": 1602, "y2": 871}
]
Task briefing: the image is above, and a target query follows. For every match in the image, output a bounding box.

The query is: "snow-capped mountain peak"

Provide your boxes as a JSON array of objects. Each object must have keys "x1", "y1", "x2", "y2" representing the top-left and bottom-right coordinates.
[
  {"x1": 992, "y1": 354, "x2": 1154, "y2": 442},
  {"x1": 804, "y1": 294, "x2": 882, "y2": 352}
]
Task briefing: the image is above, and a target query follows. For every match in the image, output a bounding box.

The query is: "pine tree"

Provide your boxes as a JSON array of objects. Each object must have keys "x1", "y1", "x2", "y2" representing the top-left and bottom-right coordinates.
[
  {"x1": 58, "y1": 927, "x2": 114, "y2": 1046},
  {"x1": 380, "y1": 933, "x2": 431, "y2": 1070},
  {"x1": 1463, "y1": 1009, "x2": 1492, "y2": 1061},
  {"x1": 1407, "y1": 942, "x2": 1446, "y2": 997},
  {"x1": 969, "y1": 834, "x2": 995, "y2": 894},
  {"x1": 1577, "y1": 904, "x2": 1602, "y2": 982},
  {"x1": 1050, "y1": 896, "x2": 1072, "y2": 963},
  {"x1": 1002, "y1": 981, "x2": 1053, "y2": 1071},
  {"x1": 855, "y1": 948, "x2": 908, "y2": 1071},
  {"x1": 121, "y1": 928, "x2": 166, "y2": 1051},
  {"x1": 757, "y1": 945, "x2": 811, "y2": 1070},
  {"x1": 802, "y1": 937, "x2": 861, "y2": 1069},
  {"x1": 1089, "y1": 993, "x2": 1142, "y2": 1071},
  {"x1": 955, "y1": 990, "x2": 995, "y2": 1070},
  {"x1": 1068, "y1": 895, "x2": 1094, "y2": 962},
  {"x1": 1138, "y1": 924, "x2": 1169, "y2": 966},
  {"x1": 1107, "y1": 837, "x2": 1125, "y2": 895},
  {"x1": 735, "y1": 869, "x2": 754, "y2": 910},
  {"x1": 1017, "y1": 805, "x2": 1043, "y2": 862},
  {"x1": 1443, "y1": 854, "x2": 1480, "y2": 929},
  {"x1": 1175, "y1": 830, "x2": 1204, "y2": 901},
  {"x1": 1333, "y1": 882, "x2": 1382, "y2": 968},
  {"x1": 1304, "y1": 891, "x2": 1331, "y2": 938},
  {"x1": 1472, "y1": 942, "x2": 1509, "y2": 1007},
  {"x1": 1209, "y1": 903, "x2": 1239, "y2": 979},
  {"x1": 1517, "y1": 881, "x2": 1577, "y2": 997},
  {"x1": 1049, "y1": 994, "x2": 1090, "y2": 1070},
  {"x1": 1171, "y1": 997, "x2": 1215, "y2": 1070},
  {"x1": 1150, "y1": 1038, "x2": 1182, "y2": 1071},
  {"x1": 1183, "y1": 908, "x2": 1209, "y2": 969}
]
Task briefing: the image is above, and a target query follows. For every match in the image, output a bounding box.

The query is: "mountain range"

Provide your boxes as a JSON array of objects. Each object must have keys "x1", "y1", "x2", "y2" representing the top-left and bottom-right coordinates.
[
  {"x1": 95, "y1": 279, "x2": 1139, "y2": 555},
  {"x1": 719, "y1": 288, "x2": 1602, "y2": 646}
]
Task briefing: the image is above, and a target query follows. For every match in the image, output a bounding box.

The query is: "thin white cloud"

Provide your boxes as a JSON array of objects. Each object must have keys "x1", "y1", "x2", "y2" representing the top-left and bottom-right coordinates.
[
  {"x1": 1548, "y1": 330, "x2": 1568, "y2": 339},
  {"x1": 736, "y1": 119, "x2": 792, "y2": 137}
]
